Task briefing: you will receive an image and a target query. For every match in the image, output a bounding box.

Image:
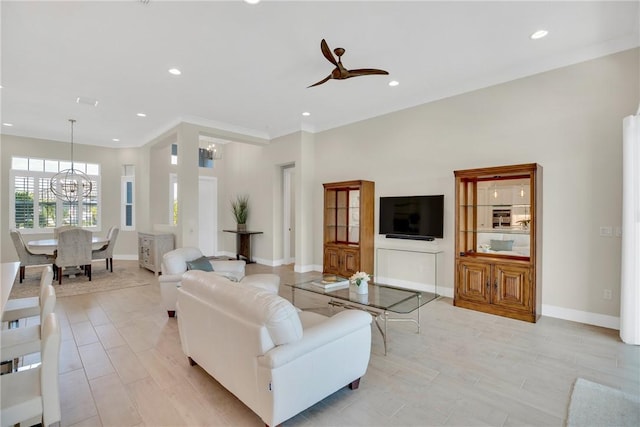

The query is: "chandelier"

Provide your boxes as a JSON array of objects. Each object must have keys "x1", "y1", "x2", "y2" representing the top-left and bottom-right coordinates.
[
  {"x1": 50, "y1": 119, "x2": 93, "y2": 202},
  {"x1": 207, "y1": 143, "x2": 222, "y2": 160}
]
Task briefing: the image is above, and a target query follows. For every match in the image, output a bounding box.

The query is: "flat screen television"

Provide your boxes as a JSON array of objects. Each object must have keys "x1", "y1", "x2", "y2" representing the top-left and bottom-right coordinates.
[{"x1": 379, "y1": 195, "x2": 444, "y2": 241}]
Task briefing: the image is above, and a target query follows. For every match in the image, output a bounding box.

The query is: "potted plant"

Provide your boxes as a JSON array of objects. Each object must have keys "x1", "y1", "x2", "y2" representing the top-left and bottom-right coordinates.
[{"x1": 231, "y1": 195, "x2": 249, "y2": 231}]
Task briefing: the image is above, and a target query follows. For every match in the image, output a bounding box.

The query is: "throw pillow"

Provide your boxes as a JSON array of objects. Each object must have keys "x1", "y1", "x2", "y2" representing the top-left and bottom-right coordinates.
[
  {"x1": 490, "y1": 239, "x2": 514, "y2": 251},
  {"x1": 186, "y1": 256, "x2": 214, "y2": 272}
]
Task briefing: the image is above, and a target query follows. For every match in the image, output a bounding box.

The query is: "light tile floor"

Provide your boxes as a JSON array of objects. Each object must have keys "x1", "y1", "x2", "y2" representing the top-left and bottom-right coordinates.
[{"x1": 7, "y1": 261, "x2": 640, "y2": 426}]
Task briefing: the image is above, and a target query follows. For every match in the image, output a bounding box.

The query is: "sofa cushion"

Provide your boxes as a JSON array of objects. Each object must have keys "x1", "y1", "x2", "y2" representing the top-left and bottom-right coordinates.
[
  {"x1": 186, "y1": 256, "x2": 214, "y2": 272},
  {"x1": 240, "y1": 273, "x2": 280, "y2": 293}
]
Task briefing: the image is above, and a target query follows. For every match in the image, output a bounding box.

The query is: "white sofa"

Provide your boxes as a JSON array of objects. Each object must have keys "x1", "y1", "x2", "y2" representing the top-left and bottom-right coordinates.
[
  {"x1": 177, "y1": 270, "x2": 372, "y2": 427},
  {"x1": 158, "y1": 247, "x2": 280, "y2": 317}
]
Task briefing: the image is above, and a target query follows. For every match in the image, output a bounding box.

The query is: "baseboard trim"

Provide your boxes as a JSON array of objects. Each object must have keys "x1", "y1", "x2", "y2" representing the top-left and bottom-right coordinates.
[
  {"x1": 114, "y1": 255, "x2": 138, "y2": 261},
  {"x1": 542, "y1": 304, "x2": 620, "y2": 330}
]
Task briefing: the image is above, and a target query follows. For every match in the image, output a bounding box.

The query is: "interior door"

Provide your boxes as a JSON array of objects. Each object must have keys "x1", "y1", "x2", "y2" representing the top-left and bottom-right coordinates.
[{"x1": 198, "y1": 177, "x2": 217, "y2": 256}]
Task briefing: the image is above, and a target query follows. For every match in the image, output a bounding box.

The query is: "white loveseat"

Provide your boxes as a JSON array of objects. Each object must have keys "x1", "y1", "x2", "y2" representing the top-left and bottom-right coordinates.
[
  {"x1": 158, "y1": 247, "x2": 280, "y2": 317},
  {"x1": 177, "y1": 270, "x2": 373, "y2": 427}
]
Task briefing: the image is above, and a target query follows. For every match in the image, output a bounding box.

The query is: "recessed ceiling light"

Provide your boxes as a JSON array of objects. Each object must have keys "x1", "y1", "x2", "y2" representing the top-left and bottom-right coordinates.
[
  {"x1": 302, "y1": 112, "x2": 311, "y2": 116},
  {"x1": 76, "y1": 96, "x2": 99, "y2": 107},
  {"x1": 244, "y1": 0, "x2": 261, "y2": 4},
  {"x1": 530, "y1": 30, "x2": 549, "y2": 40},
  {"x1": 3, "y1": 123, "x2": 13, "y2": 127},
  {"x1": 112, "y1": 138, "x2": 120, "y2": 142},
  {"x1": 168, "y1": 68, "x2": 182, "y2": 75},
  {"x1": 137, "y1": 113, "x2": 147, "y2": 117},
  {"x1": 388, "y1": 80, "x2": 399, "y2": 87}
]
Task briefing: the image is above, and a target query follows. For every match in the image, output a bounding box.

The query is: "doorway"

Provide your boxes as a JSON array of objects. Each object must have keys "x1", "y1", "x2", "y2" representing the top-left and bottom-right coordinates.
[
  {"x1": 283, "y1": 166, "x2": 295, "y2": 264},
  {"x1": 199, "y1": 176, "x2": 218, "y2": 256}
]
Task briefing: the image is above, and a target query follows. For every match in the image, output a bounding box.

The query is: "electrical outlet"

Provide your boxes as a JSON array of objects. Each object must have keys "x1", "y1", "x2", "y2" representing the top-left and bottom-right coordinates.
[
  {"x1": 600, "y1": 226, "x2": 613, "y2": 237},
  {"x1": 603, "y1": 289, "x2": 612, "y2": 300}
]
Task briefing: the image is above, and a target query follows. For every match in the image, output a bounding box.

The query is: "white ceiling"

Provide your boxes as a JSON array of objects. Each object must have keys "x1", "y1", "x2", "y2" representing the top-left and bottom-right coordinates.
[{"x1": 1, "y1": 0, "x2": 638, "y2": 148}]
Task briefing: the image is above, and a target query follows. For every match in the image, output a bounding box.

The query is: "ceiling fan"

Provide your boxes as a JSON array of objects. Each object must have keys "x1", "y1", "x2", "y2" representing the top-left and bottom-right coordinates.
[{"x1": 307, "y1": 39, "x2": 389, "y2": 88}]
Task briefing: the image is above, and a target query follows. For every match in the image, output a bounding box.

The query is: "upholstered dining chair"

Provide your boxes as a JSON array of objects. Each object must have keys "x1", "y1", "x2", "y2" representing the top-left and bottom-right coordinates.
[
  {"x1": 92, "y1": 226, "x2": 119, "y2": 272},
  {"x1": 0, "y1": 312, "x2": 61, "y2": 427},
  {"x1": 53, "y1": 228, "x2": 92, "y2": 284},
  {"x1": 53, "y1": 224, "x2": 76, "y2": 238},
  {"x1": 10, "y1": 229, "x2": 53, "y2": 283}
]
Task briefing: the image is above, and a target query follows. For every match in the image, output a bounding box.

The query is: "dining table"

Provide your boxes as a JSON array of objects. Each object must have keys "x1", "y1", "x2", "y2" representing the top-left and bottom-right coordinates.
[
  {"x1": 1, "y1": 262, "x2": 20, "y2": 314},
  {"x1": 27, "y1": 237, "x2": 109, "y2": 255}
]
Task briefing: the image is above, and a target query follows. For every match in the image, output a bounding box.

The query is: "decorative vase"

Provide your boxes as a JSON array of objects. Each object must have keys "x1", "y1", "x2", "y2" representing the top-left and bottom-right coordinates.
[
  {"x1": 355, "y1": 293, "x2": 369, "y2": 304},
  {"x1": 237, "y1": 223, "x2": 247, "y2": 232},
  {"x1": 355, "y1": 281, "x2": 368, "y2": 294}
]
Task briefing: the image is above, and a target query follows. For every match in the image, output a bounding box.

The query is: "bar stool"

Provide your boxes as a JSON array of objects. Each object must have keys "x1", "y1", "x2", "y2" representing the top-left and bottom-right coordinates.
[
  {"x1": 0, "y1": 312, "x2": 61, "y2": 427},
  {"x1": 2, "y1": 266, "x2": 53, "y2": 325},
  {"x1": 1, "y1": 285, "x2": 56, "y2": 372}
]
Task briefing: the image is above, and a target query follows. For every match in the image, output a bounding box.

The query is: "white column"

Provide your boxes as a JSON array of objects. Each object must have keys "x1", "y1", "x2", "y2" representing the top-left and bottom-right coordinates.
[{"x1": 620, "y1": 114, "x2": 640, "y2": 345}]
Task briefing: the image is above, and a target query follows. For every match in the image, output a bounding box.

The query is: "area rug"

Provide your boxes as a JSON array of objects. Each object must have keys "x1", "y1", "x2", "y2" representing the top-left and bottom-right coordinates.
[
  {"x1": 567, "y1": 378, "x2": 640, "y2": 427},
  {"x1": 8, "y1": 260, "x2": 153, "y2": 299}
]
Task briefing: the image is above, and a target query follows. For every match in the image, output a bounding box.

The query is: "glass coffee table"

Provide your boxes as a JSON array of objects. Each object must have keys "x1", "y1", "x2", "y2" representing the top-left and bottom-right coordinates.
[{"x1": 286, "y1": 277, "x2": 438, "y2": 355}]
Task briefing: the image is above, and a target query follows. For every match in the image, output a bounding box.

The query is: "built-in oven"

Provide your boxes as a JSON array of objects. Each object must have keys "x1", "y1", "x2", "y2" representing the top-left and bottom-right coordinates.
[{"x1": 492, "y1": 209, "x2": 511, "y2": 228}]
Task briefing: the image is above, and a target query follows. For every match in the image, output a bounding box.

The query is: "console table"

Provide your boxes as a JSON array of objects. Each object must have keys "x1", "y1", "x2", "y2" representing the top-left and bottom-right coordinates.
[
  {"x1": 375, "y1": 247, "x2": 443, "y2": 295},
  {"x1": 223, "y1": 230, "x2": 263, "y2": 264}
]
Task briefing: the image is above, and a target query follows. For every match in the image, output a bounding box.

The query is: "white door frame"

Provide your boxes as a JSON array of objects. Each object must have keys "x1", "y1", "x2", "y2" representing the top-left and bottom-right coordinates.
[{"x1": 283, "y1": 166, "x2": 295, "y2": 264}]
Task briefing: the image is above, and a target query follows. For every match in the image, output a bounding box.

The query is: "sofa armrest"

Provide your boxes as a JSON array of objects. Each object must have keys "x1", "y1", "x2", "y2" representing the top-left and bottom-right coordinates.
[
  {"x1": 258, "y1": 310, "x2": 372, "y2": 369},
  {"x1": 158, "y1": 273, "x2": 183, "y2": 284}
]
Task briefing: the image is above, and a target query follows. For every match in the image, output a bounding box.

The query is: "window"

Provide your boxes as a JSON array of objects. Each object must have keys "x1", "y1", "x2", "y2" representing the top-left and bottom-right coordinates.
[
  {"x1": 10, "y1": 156, "x2": 101, "y2": 232},
  {"x1": 171, "y1": 144, "x2": 178, "y2": 165},
  {"x1": 170, "y1": 173, "x2": 178, "y2": 225},
  {"x1": 121, "y1": 165, "x2": 135, "y2": 230}
]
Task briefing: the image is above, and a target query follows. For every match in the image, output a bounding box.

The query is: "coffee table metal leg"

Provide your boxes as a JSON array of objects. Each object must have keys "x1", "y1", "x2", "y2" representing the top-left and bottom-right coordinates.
[
  {"x1": 384, "y1": 311, "x2": 388, "y2": 355},
  {"x1": 372, "y1": 312, "x2": 388, "y2": 356}
]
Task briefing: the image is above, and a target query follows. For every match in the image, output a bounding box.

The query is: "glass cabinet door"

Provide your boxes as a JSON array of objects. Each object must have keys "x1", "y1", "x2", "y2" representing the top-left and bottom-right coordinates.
[
  {"x1": 325, "y1": 187, "x2": 360, "y2": 245},
  {"x1": 458, "y1": 175, "x2": 532, "y2": 259}
]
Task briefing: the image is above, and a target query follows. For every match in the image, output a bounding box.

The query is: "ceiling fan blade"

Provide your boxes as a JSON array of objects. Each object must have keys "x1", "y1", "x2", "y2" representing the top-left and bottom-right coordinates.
[
  {"x1": 320, "y1": 39, "x2": 338, "y2": 66},
  {"x1": 307, "y1": 74, "x2": 332, "y2": 88},
  {"x1": 347, "y1": 68, "x2": 389, "y2": 77}
]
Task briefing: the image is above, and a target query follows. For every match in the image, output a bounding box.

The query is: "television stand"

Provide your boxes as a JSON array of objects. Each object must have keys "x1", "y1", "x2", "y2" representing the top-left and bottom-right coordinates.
[{"x1": 385, "y1": 234, "x2": 434, "y2": 241}]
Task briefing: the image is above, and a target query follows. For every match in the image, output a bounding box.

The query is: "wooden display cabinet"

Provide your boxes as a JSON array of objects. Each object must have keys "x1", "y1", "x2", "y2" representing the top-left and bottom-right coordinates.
[
  {"x1": 454, "y1": 164, "x2": 542, "y2": 322},
  {"x1": 323, "y1": 180, "x2": 375, "y2": 279}
]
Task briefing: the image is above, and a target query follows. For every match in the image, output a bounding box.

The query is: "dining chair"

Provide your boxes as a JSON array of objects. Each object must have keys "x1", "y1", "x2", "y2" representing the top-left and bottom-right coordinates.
[
  {"x1": 0, "y1": 284, "x2": 56, "y2": 372},
  {"x1": 0, "y1": 312, "x2": 61, "y2": 427},
  {"x1": 53, "y1": 228, "x2": 92, "y2": 285},
  {"x1": 53, "y1": 224, "x2": 76, "y2": 239},
  {"x1": 9, "y1": 229, "x2": 53, "y2": 283},
  {"x1": 2, "y1": 266, "x2": 54, "y2": 324},
  {"x1": 92, "y1": 226, "x2": 119, "y2": 272}
]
